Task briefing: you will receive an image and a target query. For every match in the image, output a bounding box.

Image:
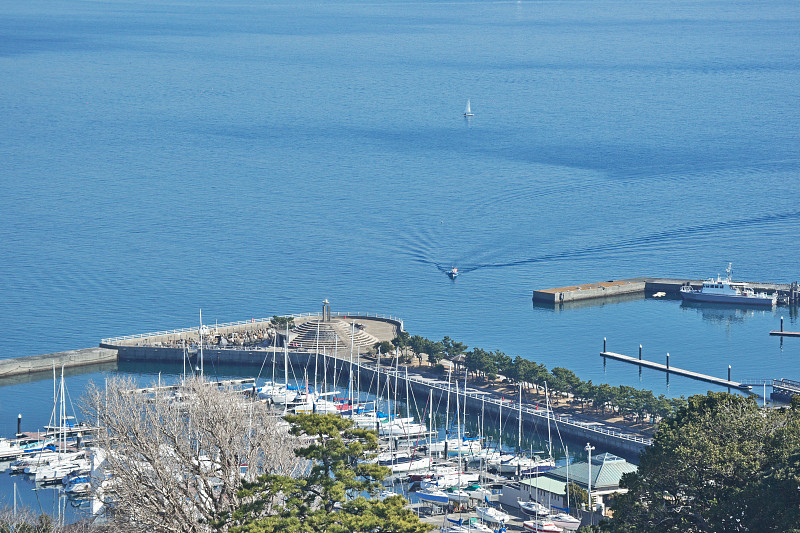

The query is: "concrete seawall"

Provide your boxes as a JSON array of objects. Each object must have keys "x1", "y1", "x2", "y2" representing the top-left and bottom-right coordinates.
[
  {"x1": 0, "y1": 347, "x2": 118, "y2": 379},
  {"x1": 106, "y1": 344, "x2": 317, "y2": 368},
  {"x1": 533, "y1": 277, "x2": 795, "y2": 304}
]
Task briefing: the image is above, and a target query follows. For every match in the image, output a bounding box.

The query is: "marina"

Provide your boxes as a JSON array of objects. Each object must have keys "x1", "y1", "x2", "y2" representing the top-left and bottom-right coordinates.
[{"x1": 95, "y1": 312, "x2": 652, "y2": 458}]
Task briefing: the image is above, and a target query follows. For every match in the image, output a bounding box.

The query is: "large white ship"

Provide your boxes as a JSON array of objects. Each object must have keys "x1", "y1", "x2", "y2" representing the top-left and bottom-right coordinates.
[{"x1": 680, "y1": 264, "x2": 776, "y2": 306}]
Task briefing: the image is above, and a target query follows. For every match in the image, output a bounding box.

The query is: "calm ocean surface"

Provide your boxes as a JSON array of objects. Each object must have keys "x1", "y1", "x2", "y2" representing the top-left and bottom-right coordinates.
[{"x1": 1, "y1": 0, "x2": 799, "y2": 516}]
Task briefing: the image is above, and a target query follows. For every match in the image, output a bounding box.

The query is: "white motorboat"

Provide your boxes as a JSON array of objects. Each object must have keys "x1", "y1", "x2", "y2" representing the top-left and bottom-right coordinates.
[
  {"x1": 523, "y1": 519, "x2": 563, "y2": 532},
  {"x1": 518, "y1": 499, "x2": 548, "y2": 517},
  {"x1": 476, "y1": 504, "x2": 510, "y2": 524},
  {"x1": 680, "y1": 263, "x2": 776, "y2": 306},
  {"x1": 548, "y1": 512, "x2": 581, "y2": 531}
]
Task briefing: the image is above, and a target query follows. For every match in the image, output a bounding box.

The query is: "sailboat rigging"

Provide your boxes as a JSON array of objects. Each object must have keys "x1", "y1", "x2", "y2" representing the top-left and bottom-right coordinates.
[{"x1": 464, "y1": 99, "x2": 474, "y2": 117}]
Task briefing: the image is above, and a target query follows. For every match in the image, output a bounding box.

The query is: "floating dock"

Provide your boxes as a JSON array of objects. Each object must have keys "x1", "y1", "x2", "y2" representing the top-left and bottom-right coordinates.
[
  {"x1": 771, "y1": 331, "x2": 800, "y2": 337},
  {"x1": 600, "y1": 351, "x2": 750, "y2": 390},
  {"x1": 533, "y1": 277, "x2": 797, "y2": 305}
]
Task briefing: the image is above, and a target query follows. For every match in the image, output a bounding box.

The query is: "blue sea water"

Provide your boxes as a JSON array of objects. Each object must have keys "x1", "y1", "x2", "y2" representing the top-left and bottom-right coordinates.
[{"x1": 0, "y1": 0, "x2": 799, "y2": 518}]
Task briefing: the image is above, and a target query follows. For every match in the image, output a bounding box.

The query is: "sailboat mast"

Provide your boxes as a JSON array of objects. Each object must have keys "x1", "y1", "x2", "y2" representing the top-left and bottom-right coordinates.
[
  {"x1": 284, "y1": 323, "x2": 289, "y2": 415},
  {"x1": 60, "y1": 366, "x2": 65, "y2": 454},
  {"x1": 314, "y1": 322, "x2": 320, "y2": 396},
  {"x1": 546, "y1": 381, "x2": 552, "y2": 458},
  {"x1": 518, "y1": 382, "x2": 522, "y2": 454},
  {"x1": 428, "y1": 389, "x2": 434, "y2": 451},
  {"x1": 199, "y1": 308, "x2": 204, "y2": 377},
  {"x1": 463, "y1": 369, "x2": 468, "y2": 441},
  {"x1": 566, "y1": 445, "x2": 571, "y2": 512},
  {"x1": 455, "y1": 380, "x2": 461, "y2": 476},
  {"x1": 444, "y1": 368, "x2": 451, "y2": 454},
  {"x1": 405, "y1": 365, "x2": 410, "y2": 420},
  {"x1": 347, "y1": 335, "x2": 353, "y2": 417}
]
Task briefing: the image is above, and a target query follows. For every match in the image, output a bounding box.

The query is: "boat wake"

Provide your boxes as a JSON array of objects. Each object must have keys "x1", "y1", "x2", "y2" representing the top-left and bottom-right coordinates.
[{"x1": 421, "y1": 210, "x2": 800, "y2": 275}]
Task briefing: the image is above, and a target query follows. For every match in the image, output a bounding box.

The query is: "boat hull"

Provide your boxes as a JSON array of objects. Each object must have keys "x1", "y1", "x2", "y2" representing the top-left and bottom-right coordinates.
[
  {"x1": 416, "y1": 489, "x2": 449, "y2": 505},
  {"x1": 680, "y1": 290, "x2": 775, "y2": 306},
  {"x1": 523, "y1": 520, "x2": 563, "y2": 533}
]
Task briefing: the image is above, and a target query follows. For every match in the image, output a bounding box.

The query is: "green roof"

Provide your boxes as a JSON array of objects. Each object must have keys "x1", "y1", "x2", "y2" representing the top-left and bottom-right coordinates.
[
  {"x1": 519, "y1": 476, "x2": 567, "y2": 494},
  {"x1": 544, "y1": 452, "x2": 637, "y2": 491}
]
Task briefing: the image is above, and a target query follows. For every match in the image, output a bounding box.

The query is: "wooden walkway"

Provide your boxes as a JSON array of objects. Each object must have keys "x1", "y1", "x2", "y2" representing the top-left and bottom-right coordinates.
[
  {"x1": 600, "y1": 351, "x2": 751, "y2": 390},
  {"x1": 770, "y1": 331, "x2": 800, "y2": 337}
]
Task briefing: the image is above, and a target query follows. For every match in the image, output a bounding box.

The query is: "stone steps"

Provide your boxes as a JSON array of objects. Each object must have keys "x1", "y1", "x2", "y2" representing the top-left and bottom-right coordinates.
[{"x1": 291, "y1": 319, "x2": 378, "y2": 352}]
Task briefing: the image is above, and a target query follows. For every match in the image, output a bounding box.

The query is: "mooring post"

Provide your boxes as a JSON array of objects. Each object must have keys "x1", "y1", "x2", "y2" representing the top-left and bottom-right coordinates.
[
  {"x1": 781, "y1": 316, "x2": 784, "y2": 332},
  {"x1": 728, "y1": 365, "x2": 731, "y2": 382},
  {"x1": 603, "y1": 337, "x2": 607, "y2": 352},
  {"x1": 639, "y1": 345, "x2": 642, "y2": 360},
  {"x1": 16, "y1": 414, "x2": 21, "y2": 436},
  {"x1": 666, "y1": 352, "x2": 670, "y2": 371}
]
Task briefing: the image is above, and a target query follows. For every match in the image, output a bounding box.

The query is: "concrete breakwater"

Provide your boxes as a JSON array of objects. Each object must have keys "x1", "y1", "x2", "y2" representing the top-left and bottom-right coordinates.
[
  {"x1": 0, "y1": 347, "x2": 118, "y2": 379},
  {"x1": 533, "y1": 277, "x2": 798, "y2": 304}
]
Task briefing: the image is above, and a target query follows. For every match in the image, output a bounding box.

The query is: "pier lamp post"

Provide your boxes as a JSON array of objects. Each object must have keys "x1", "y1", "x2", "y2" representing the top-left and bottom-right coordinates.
[{"x1": 585, "y1": 442, "x2": 595, "y2": 525}]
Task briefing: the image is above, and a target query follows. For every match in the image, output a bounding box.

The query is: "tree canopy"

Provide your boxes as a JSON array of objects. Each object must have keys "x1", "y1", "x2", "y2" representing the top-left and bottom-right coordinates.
[{"x1": 603, "y1": 393, "x2": 800, "y2": 532}]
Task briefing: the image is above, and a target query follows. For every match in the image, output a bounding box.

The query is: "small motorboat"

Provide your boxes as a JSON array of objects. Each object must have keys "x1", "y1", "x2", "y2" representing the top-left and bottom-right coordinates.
[{"x1": 447, "y1": 267, "x2": 459, "y2": 279}]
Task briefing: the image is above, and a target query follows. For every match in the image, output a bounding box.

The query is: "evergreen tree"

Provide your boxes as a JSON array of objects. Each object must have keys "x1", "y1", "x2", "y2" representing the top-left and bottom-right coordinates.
[{"x1": 230, "y1": 413, "x2": 433, "y2": 533}]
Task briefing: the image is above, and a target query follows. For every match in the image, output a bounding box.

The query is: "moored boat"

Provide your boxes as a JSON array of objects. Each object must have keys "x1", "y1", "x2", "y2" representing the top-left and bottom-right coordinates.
[{"x1": 680, "y1": 264, "x2": 776, "y2": 306}]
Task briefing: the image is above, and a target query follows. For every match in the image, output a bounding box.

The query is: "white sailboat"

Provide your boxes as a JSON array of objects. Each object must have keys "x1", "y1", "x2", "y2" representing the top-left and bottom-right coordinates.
[{"x1": 463, "y1": 99, "x2": 474, "y2": 117}]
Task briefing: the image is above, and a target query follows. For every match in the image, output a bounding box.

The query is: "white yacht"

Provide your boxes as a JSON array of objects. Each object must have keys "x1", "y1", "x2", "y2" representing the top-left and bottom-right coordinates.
[
  {"x1": 518, "y1": 499, "x2": 548, "y2": 517},
  {"x1": 680, "y1": 264, "x2": 776, "y2": 306},
  {"x1": 548, "y1": 512, "x2": 581, "y2": 531},
  {"x1": 476, "y1": 504, "x2": 510, "y2": 524},
  {"x1": 522, "y1": 519, "x2": 564, "y2": 532}
]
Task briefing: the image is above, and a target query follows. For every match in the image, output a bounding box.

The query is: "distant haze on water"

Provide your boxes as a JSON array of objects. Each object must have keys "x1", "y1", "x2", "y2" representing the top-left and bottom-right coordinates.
[{"x1": 1, "y1": 0, "x2": 799, "y2": 417}]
